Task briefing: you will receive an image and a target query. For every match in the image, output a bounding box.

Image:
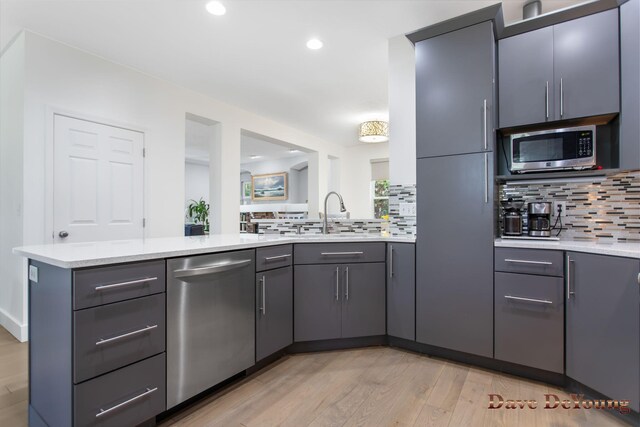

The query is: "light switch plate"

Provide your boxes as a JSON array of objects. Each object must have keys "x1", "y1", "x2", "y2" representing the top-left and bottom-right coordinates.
[
  {"x1": 400, "y1": 203, "x2": 416, "y2": 216},
  {"x1": 29, "y1": 265, "x2": 38, "y2": 283}
]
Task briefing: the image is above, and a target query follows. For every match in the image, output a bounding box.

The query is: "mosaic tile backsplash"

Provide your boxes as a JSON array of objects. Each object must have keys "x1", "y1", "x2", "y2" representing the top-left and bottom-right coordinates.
[
  {"x1": 389, "y1": 184, "x2": 417, "y2": 237},
  {"x1": 254, "y1": 219, "x2": 385, "y2": 235},
  {"x1": 500, "y1": 170, "x2": 640, "y2": 242}
]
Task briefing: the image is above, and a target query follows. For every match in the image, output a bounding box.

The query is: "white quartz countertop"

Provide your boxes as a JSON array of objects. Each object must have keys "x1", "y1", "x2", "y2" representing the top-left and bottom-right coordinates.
[
  {"x1": 14, "y1": 234, "x2": 415, "y2": 269},
  {"x1": 495, "y1": 238, "x2": 640, "y2": 259}
]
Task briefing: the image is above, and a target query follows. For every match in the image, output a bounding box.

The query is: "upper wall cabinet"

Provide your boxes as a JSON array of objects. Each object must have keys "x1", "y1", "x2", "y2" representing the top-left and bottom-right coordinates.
[
  {"x1": 620, "y1": 0, "x2": 640, "y2": 170},
  {"x1": 499, "y1": 9, "x2": 619, "y2": 129},
  {"x1": 416, "y1": 21, "x2": 495, "y2": 158}
]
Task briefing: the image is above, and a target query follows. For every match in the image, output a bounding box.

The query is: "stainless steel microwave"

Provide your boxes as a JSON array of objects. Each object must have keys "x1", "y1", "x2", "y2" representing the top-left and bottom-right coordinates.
[{"x1": 510, "y1": 125, "x2": 596, "y2": 173}]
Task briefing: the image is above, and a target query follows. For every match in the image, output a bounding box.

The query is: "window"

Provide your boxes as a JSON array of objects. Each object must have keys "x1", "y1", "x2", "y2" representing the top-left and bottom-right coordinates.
[{"x1": 372, "y1": 179, "x2": 389, "y2": 219}]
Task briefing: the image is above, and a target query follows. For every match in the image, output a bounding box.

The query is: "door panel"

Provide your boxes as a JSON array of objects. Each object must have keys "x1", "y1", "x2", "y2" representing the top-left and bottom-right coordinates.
[
  {"x1": 387, "y1": 243, "x2": 416, "y2": 341},
  {"x1": 294, "y1": 264, "x2": 342, "y2": 342},
  {"x1": 416, "y1": 153, "x2": 494, "y2": 357},
  {"x1": 341, "y1": 263, "x2": 386, "y2": 338},
  {"x1": 54, "y1": 115, "x2": 144, "y2": 243},
  {"x1": 256, "y1": 266, "x2": 293, "y2": 361}
]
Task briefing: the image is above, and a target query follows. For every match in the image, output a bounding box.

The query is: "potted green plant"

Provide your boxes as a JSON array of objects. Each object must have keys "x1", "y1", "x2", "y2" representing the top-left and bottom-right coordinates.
[{"x1": 186, "y1": 198, "x2": 210, "y2": 234}]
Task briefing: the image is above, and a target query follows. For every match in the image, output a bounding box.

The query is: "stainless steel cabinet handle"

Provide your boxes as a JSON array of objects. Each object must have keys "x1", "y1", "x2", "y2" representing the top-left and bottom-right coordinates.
[
  {"x1": 335, "y1": 267, "x2": 339, "y2": 301},
  {"x1": 545, "y1": 81, "x2": 549, "y2": 119},
  {"x1": 95, "y1": 277, "x2": 157, "y2": 291},
  {"x1": 637, "y1": 272, "x2": 640, "y2": 286},
  {"x1": 345, "y1": 267, "x2": 349, "y2": 300},
  {"x1": 560, "y1": 78, "x2": 564, "y2": 118},
  {"x1": 96, "y1": 324, "x2": 158, "y2": 346},
  {"x1": 261, "y1": 275, "x2": 266, "y2": 315},
  {"x1": 504, "y1": 259, "x2": 553, "y2": 266},
  {"x1": 174, "y1": 259, "x2": 252, "y2": 278},
  {"x1": 264, "y1": 254, "x2": 291, "y2": 261},
  {"x1": 96, "y1": 387, "x2": 158, "y2": 418},
  {"x1": 504, "y1": 295, "x2": 553, "y2": 305},
  {"x1": 483, "y1": 99, "x2": 488, "y2": 150},
  {"x1": 566, "y1": 255, "x2": 574, "y2": 300},
  {"x1": 321, "y1": 251, "x2": 364, "y2": 256},
  {"x1": 484, "y1": 153, "x2": 489, "y2": 204},
  {"x1": 389, "y1": 245, "x2": 394, "y2": 278}
]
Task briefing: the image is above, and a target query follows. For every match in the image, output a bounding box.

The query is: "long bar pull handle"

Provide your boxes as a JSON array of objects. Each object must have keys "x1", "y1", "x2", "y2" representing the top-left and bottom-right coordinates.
[
  {"x1": 321, "y1": 251, "x2": 364, "y2": 256},
  {"x1": 96, "y1": 324, "x2": 158, "y2": 346},
  {"x1": 335, "y1": 267, "x2": 339, "y2": 301},
  {"x1": 560, "y1": 78, "x2": 564, "y2": 118},
  {"x1": 389, "y1": 245, "x2": 394, "y2": 279},
  {"x1": 483, "y1": 99, "x2": 488, "y2": 151},
  {"x1": 545, "y1": 81, "x2": 549, "y2": 119},
  {"x1": 566, "y1": 254, "x2": 574, "y2": 300},
  {"x1": 96, "y1": 387, "x2": 158, "y2": 418},
  {"x1": 484, "y1": 153, "x2": 489, "y2": 204},
  {"x1": 95, "y1": 277, "x2": 157, "y2": 291},
  {"x1": 173, "y1": 259, "x2": 252, "y2": 278},
  {"x1": 345, "y1": 267, "x2": 349, "y2": 301},
  {"x1": 504, "y1": 259, "x2": 553, "y2": 266},
  {"x1": 262, "y1": 275, "x2": 266, "y2": 316},
  {"x1": 504, "y1": 295, "x2": 553, "y2": 305},
  {"x1": 264, "y1": 254, "x2": 291, "y2": 261}
]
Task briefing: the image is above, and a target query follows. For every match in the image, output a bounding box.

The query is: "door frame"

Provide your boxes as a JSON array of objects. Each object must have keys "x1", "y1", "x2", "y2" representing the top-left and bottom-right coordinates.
[{"x1": 45, "y1": 107, "x2": 148, "y2": 243}]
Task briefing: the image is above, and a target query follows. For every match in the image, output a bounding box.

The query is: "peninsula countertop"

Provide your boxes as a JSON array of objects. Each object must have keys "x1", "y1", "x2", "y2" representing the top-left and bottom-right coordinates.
[{"x1": 14, "y1": 234, "x2": 416, "y2": 269}]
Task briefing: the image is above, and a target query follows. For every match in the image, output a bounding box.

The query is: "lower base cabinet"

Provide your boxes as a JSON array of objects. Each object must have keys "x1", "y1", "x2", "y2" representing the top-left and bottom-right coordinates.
[
  {"x1": 566, "y1": 252, "x2": 640, "y2": 412},
  {"x1": 294, "y1": 263, "x2": 385, "y2": 342},
  {"x1": 387, "y1": 243, "x2": 415, "y2": 341},
  {"x1": 256, "y1": 266, "x2": 293, "y2": 361}
]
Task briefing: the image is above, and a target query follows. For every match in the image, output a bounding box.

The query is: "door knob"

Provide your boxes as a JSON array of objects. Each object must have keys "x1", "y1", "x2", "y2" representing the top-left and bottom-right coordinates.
[{"x1": 58, "y1": 231, "x2": 69, "y2": 238}]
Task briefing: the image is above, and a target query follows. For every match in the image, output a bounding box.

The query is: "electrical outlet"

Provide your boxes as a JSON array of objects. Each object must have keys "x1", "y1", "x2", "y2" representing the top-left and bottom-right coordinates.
[
  {"x1": 553, "y1": 201, "x2": 567, "y2": 217},
  {"x1": 399, "y1": 203, "x2": 416, "y2": 216}
]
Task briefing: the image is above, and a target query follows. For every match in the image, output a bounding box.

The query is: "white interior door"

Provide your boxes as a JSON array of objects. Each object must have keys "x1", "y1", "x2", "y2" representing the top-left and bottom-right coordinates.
[{"x1": 53, "y1": 115, "x2": 144, "y2": 243}]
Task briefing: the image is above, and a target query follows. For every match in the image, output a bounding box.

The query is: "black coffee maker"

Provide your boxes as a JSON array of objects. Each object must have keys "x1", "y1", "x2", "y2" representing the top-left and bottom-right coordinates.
[
  {"x1": 528, "y1": 202, "x2": 552, "y2": 237},
  {"x1": 501, "y1": 198, "x2": 524, "y2": 236}
]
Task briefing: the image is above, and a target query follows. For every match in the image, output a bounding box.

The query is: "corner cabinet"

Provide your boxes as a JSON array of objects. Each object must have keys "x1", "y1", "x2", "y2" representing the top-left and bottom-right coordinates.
[
  {"x1": 293, "y1": 243, "x2": 386, "y2": 342},
  {"x1": 498, "y1": 9, "x2": 619, "y2": 128},
  {"x1": 416, "y1": 20, "x2": 495, "y2": 157},
  {"x1": 566, "y1": 252, "x2": 640, "y2": 412}
]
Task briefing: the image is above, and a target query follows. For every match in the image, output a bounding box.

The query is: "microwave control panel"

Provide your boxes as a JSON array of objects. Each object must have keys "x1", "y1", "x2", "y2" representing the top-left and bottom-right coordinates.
[{"x1": 577, "y1": 131, "x2": 593, "y2": 158}]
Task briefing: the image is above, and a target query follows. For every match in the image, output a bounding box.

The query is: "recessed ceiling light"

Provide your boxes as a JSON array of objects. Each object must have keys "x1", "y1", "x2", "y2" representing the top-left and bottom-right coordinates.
[
  {"x1": 250, "y1": 155, "x2": 261, "y2": 160},
  {"x1": 206, "y1": 1, "x2": 226, "y2": 16},
  {"x1": 306, "y1": 39, "x2": 323, "y2": 50}
]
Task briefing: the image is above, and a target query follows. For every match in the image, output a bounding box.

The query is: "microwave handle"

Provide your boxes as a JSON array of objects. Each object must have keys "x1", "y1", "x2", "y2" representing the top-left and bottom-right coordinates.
[{"x1": 545, "y1": 81, "x2": 549, "y2": 120}]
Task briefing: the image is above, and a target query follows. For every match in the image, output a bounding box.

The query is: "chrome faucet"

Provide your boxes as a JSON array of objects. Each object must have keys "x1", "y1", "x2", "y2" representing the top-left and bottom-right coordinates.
[{"x1": 323, "y1": 191, "x2": 347, "y2": 234}]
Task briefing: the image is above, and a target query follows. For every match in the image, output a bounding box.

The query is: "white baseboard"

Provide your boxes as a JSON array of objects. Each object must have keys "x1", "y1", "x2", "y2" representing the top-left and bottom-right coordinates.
[{"x1": 0, "y1": 308, "x2": 27, "y2": 342}]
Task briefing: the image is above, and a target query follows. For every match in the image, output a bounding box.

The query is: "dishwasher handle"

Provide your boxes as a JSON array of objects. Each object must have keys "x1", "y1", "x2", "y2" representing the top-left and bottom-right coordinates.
[{"x1": 173, "y1": 259, "x2": 252, "y2": 278}]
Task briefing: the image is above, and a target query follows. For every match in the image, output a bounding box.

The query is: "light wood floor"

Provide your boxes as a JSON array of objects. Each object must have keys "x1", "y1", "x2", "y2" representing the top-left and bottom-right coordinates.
[{"x1": 0, "y1": 327, "x2": 629, "y2": 427}]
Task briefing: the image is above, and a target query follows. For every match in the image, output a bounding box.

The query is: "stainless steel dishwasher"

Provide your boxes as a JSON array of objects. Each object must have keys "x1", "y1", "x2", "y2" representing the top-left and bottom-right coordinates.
[{"x1": 167, "y1": 250, "x2": 255, "y2": 408}]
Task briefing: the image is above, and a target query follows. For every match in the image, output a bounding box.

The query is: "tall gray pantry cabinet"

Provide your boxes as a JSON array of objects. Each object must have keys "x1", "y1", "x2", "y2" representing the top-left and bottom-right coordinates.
[{"x1": 415, "y1": 20, "x2": 496, "y2": 358}]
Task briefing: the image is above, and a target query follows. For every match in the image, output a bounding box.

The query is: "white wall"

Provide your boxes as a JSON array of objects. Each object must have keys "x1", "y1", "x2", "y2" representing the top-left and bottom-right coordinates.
[
  {"x1": 185, "y1": 161, "x2": 210, "y2": 212},
  {"x1": 0, "y1": 32, "x2": 27, "y2": 340},
  {"x1": 240, "y1": 155, "x2": 309, "y2": 204},
  {"x1": 388, "y1": 35, "x2": 416, "y2": 186},
  {"x1": 340, "y1": 142, "x2": 389, "y2": 219},
  {"x1": 1, "y1": 30, "x2": 346, "y2": 340}
]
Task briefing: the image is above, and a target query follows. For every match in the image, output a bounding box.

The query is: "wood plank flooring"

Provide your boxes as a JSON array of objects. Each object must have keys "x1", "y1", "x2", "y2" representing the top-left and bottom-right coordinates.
[{"x1": 0, "y1": 326, "x2": 630, "y2": 427}]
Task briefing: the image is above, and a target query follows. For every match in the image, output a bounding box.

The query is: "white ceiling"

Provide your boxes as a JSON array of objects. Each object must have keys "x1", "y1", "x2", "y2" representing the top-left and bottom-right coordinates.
[{"x1": 1, "y1": 0, "x2": 583, "y2": 146}]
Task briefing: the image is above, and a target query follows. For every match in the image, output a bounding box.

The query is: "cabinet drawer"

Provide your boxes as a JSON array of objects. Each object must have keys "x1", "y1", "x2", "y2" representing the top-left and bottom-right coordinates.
[
  {"x1": 495, "y1": 248, "x2": 563, "y2": 277},
  {"x1": 294, "y1": 243, "x2": 385, "y2": 265},
  {"x1": 74, "y1": 353, "x2": 165, "y2": 427},
  {"x1": 74, "y1": 294, "x2": 165, "y2": 383},
  {"x1": 256, "y1": 245, "x2": 293, "y2": 272},
  {"x1": 495, "y1": 272, "x2": 564, "y2": 373},
  {"x1": 74, "y1": 260, "x2": 165, "y2": 310}
]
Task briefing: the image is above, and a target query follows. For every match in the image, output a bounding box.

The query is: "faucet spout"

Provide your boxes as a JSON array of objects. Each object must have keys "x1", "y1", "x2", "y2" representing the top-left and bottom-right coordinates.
[{"x1": 323, "y1": 192, "x2": 347, "y2": 234}]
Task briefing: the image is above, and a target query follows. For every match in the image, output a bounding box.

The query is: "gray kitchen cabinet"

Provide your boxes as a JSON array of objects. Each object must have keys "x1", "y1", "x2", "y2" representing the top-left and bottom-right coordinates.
[
  {"x1": 498, "y1": 27, "x2": 554, "y2": 128},
  {"x1": 621, "y1": 0, "x2": 640, "y2": 170},
  {"x1": 566, "y1": 252, "x2": 640, "y2": 412},
  {"x1": 341, "y1": 263, "x2": 386, "y2": 338},
  {"x1": 256, "y1": 266, "x2": 293, "y2": 361},
  {"x1": 415, "y1": 20, "x2": 495, "y2": 158},
  {"x1": 294, "y1": 264, "x2": 343, "y2": 342},
  {"x1": 553, "y1": 9, "x2": 619, "y2": 121},
  {"x1": 498, "y1": 9, "x2": 619, "y2": 128},
  {"x1": 387, "y1": 243, "x2": 415, "y2": 341},
  {"x1": 416, "y1": 153, "x2": 494, "y2": 358}
]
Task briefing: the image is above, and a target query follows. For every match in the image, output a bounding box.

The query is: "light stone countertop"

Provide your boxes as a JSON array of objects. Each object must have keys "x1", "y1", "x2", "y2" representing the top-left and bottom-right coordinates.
[
  {"x1": 14, "y1": 233, "x2": 415, "y2": 269},
  {"x1": 494, "y1": 238, "x2": 640, "y2": 260}
]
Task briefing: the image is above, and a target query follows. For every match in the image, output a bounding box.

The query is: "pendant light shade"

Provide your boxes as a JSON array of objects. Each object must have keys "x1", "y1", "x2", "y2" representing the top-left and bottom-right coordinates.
[{"x1": 358, "y1": 121, "x2": 389, "y2": 143}]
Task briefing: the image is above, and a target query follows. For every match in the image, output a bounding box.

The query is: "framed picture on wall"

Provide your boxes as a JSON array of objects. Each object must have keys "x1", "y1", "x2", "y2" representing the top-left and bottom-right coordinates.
[
  {"x1": 242, "y1": 181, "x2": 252, "y2": 199},
  {"x1": 252, "y1": 172, "x2": 288, "y2": 201}
]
